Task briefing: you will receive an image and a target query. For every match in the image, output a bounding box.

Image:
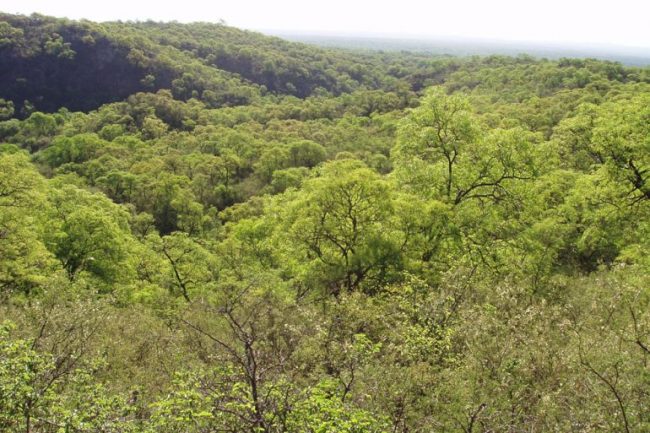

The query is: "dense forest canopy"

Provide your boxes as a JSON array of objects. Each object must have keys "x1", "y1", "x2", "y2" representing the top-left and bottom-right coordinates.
[{"x1": 0, "y1": 12, "x2": 649, "y2": 433}]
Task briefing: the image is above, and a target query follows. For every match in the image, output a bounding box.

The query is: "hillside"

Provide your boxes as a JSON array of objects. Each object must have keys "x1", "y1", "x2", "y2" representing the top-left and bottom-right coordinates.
[
  {"x1": 0, "y1": 13, "x2": 408, "y2": 114},
  {"x1": 1, "y1": 12, "x2": 649, "y2": 433},
  {"x1": 3, "y1": 13, "x2": 649, "y2": 116}
]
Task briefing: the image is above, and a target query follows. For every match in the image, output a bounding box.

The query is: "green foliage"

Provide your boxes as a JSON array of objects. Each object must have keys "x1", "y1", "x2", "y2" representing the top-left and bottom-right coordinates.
[
  {"x1": 0, "y1": 13, "x2": 648, "y2": 433},
  {"x1": 288, "y1": 379, "x2": 389, "y2": 433},
  {"x1": 0, "y1": 322, "x2": 138, "y2": 433},
  {"x1": 394, "y1": 87, "x2": 541, "y2": 205},
  {"x1": 282, "y1": 160, "x2": 402, "y2": 295},
  {"x1": 45, "y1": 185, "x2": 134, "y2": 284},
  {"x1": 0, "y1": 153, "x2": 54, "y2": 294},
  {"x1": 0, "y1": 98, "x2": 14, "y2": 120}
]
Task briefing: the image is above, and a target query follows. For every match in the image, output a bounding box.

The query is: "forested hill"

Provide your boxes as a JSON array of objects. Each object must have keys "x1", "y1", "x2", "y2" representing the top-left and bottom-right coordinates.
[
  {"x1": 1, "y1": 11, "x2": 650, "y2": 433},
  {"x1": 0, "y1": 12, "x2": 400, "y2": 114},
  {"x1": 2, "y1": 13, "x2": 650, "y2": 116}
]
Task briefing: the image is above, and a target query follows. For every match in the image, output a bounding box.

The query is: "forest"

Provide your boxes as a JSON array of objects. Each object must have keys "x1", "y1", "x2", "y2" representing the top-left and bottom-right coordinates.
[{"x1": 0, "y1": 12, "x2": 649, "y2": 433}]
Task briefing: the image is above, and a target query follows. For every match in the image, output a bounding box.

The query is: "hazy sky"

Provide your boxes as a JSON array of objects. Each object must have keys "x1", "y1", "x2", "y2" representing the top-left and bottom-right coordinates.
[{"x1": 2, "y1": 0, "x2": 650, "y2": 48}]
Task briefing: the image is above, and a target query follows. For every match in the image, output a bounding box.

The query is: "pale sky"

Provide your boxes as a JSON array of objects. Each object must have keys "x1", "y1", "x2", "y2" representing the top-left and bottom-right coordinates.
[{"x1": 2, "y1": 0, "x2": 650, "y2": 48}]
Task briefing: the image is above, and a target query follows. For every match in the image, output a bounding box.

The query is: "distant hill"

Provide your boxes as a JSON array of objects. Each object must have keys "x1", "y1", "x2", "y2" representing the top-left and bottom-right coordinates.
[
  {"x1": 271, "y1": 32, "x2": 650, "y2": 67},
  {"x1": 1, "y1": 12, "x2": 648, "y2": 117}
]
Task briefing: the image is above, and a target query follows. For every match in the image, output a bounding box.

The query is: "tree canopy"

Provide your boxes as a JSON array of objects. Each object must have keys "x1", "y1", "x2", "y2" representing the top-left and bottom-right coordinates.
[{"x1": 0, "y1": 12, "x2": 649, "y2": 433}]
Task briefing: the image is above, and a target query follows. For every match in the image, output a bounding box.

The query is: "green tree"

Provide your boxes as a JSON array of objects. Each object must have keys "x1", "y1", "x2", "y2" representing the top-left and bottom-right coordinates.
[
  {"x1": 590, "y1": 94, "x2": 650, "y2": 203},
  {"x1": 0, "y1": 153, "x2": 54, "y2": 294},
  {"x1": 157, "y1": 232, "x2": 216, "y2": 301},
  {"x1": 46, "y1": 185, "x2": 134, "y2": 284},
  {"x1": 283, "y1": 159, "x2": 401, "y2": 295},
  {"x1": 393, "y1": 87, "x2": 480, "y2": 201},
  {"x1": 287, "y1": 139, "x2": 327, "y2": 168}
]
